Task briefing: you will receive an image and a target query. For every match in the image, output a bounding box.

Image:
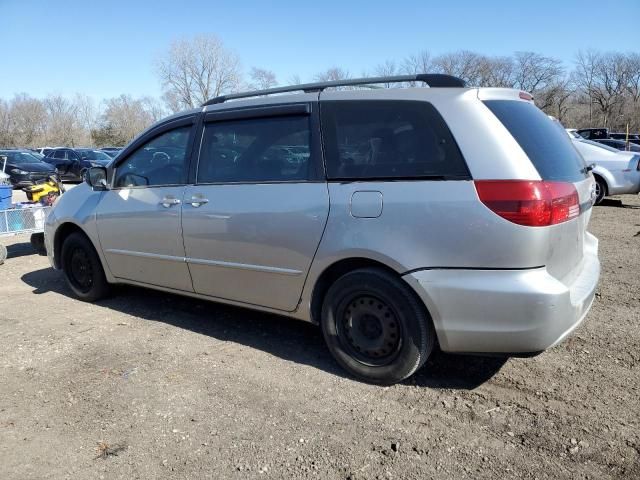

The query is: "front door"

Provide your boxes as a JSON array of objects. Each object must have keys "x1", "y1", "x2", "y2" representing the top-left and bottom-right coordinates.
[
  {"x1": 96, "y1": 123, "x2": 196, "y2": 292},
  {"x1": 182, "y1": 104, "x2": 329, "y2": 311}
]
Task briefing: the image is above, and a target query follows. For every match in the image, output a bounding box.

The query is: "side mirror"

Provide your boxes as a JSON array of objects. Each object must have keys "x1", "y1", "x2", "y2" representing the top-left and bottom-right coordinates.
[{"x1": 86, "y1": 166, "x2": 108, "y2": 191}]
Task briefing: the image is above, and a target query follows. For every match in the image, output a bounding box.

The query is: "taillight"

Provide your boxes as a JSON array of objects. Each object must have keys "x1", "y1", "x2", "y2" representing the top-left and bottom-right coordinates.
[{"x1": 475, "y1": 180, "x2": 579, "y2": 227}]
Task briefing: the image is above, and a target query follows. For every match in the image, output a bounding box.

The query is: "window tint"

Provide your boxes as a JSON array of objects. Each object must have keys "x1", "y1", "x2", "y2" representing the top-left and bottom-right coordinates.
[
  {"x1": 484, "y1": 100, "x2": 587, "y2": 182},
  {"x1": 321, "y1": 101, "x2": 469, "y2": 180},
  {"x1": 52, "y1": 150, "x2": 66, "y2": 159},
  {"x1": 114, "y1": 126, "x2": 191, "y2": 188},
  {"x1": 197, "y1": 115, "x2": 311, "y2": 183}
]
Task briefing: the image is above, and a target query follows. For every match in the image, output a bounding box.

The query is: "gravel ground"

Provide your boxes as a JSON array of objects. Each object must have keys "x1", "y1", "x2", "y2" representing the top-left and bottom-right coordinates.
[{"x1": 0, "y1": 194, "x2": 638, "y2": 480}]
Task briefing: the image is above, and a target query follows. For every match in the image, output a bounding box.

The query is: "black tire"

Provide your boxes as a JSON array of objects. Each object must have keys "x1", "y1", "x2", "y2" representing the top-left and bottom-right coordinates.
[
  {"x1": 321, "y1": 268, "x2": 435, "y2": 385},
  {"x1": 61, "y1": 232, "x2": 110, "y2": 302},
  {"x1": 30, "y1": 233, "x2": 46, "y2": 255},
  {"x1": 594, "y1": 176, "x2": 607, "y2": 205}
]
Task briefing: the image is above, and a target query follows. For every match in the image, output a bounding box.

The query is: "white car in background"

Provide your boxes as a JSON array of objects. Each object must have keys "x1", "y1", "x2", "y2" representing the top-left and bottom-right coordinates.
[{"x1": 566, "y1": 129, "x2": 640, "y2": 204}]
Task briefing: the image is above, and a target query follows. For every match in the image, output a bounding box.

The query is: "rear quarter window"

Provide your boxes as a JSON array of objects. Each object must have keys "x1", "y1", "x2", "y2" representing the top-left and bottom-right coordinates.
[
  {"x1": 484, "y1": 100, "x2": 587, "y2": 182},
  {"x1": 320, "y1": 100, "x2": 470, "y2": 180}
]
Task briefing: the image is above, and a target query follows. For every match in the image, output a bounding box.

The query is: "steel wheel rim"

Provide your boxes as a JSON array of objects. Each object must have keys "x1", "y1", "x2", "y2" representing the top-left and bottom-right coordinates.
[
  {"x1": 336, "y1": 294, "x2": 402, "y2": 366},
  {"x1": 68, "y1": 247, "x2": 93, "y2": 292}
]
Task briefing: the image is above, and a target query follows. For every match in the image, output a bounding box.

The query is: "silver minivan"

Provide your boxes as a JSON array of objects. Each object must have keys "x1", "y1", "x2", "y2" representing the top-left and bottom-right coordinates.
[{"x1": 45, "y1": 74, "x2": 600, "y2": 385}]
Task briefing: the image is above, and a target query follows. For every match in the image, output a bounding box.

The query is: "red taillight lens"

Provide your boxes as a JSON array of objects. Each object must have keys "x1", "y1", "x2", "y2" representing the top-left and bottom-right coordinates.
[{"x1": 475, "y1": 180, "x2": 579, "y2": 227}]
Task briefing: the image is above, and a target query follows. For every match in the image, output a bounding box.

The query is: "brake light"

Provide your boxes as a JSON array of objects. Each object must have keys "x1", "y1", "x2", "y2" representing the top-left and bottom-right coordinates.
[
  {"x1": 519, "y1": 91, "x2": 534, "y2": 101},
  {"x1": 475, "y1": 180, "x2": 579, "y2": 227}
]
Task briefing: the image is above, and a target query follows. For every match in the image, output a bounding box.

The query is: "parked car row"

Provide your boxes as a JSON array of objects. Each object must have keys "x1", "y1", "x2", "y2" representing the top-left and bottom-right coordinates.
[
  {"x1": 0, "y1": 146, "x2": 124, "y2": 187},
  {"x1": 574, "y1": 127, "x2": 640, "y2": 149}
]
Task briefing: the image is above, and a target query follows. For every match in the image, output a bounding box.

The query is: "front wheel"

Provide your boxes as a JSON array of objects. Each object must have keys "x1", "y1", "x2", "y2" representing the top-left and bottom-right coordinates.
[
  {"x1": 321, "y1": 268, "x2": 435, "y2": 385},
  {"x1": 61, "y1": 232, "x2": 110, "y2": 301}
]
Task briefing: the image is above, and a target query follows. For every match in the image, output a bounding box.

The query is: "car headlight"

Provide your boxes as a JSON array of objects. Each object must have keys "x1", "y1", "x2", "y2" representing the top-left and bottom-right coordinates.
[{"x1": 11, "y1": 168, "x2": 28, "y2": 175}]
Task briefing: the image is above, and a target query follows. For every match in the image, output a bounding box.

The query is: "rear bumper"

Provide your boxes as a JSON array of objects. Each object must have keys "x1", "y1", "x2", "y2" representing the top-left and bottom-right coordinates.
[{"x1": 403, "y1": 233, "x2": 600, "y2": 354}]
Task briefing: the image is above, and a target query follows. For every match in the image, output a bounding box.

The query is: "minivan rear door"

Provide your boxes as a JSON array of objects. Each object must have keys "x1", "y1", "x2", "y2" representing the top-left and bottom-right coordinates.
[
  {"x1": 181, "y1": 101, "x2": 329, "y2": 311},
  {"x1": 482, "y1": 98, "x2": 593, "y2": 280}
]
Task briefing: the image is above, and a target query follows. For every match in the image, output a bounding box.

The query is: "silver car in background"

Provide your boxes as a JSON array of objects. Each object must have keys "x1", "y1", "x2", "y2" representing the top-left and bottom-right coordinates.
[
  {"x1": 566, "y1": 129, "x2": 640, "y2": 204},
  {"x1": 44, "y1": 74, "x2": 600, "y2": 385}
]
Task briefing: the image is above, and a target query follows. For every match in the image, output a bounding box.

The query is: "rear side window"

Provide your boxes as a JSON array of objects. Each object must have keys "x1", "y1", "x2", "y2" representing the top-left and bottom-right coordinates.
[
  {"x1": 484, "y1": 100, "x2": 587, "y2": 182},
  {"x1": 321, "y1": 101, "x2": 469, "y2": 180}
]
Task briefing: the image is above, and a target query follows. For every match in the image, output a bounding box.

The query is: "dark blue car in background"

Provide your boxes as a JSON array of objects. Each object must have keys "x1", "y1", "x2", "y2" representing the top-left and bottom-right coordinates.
[{"x1": 43, "y1": 148, "x2": 112, "y2": 181}]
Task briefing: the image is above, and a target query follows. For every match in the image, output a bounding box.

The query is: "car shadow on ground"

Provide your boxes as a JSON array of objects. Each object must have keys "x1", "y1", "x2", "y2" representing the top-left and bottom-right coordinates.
[
  {"x1": 600, "y1": 198, "x2": 640, "y2": 208},
  {"x1": 21, "y1": 267, "x2": 507, "y2": 390},
  {"x1": 5, "y1": 241, "x2": 38, "y2": 260}
]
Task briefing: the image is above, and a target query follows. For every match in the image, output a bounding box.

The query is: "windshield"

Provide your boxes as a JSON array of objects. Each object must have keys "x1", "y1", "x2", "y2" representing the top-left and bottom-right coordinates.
[
  {"x1": 0, "y1": 151, "x2": 45, "y2": 164},
  {"x1": 78, "y1": 150, "x2": 111, "y2": 161}
]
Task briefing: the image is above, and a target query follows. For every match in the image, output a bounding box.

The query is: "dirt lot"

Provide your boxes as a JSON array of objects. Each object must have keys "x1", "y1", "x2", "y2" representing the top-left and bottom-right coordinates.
[{"x1": 0, "y1": 194, "x2": 638, "y2": 480}]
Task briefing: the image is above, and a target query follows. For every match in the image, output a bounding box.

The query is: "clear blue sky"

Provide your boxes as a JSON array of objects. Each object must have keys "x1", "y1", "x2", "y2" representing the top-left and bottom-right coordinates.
[{"x1": 0, "y1": 0, "x2": 638, "y2": 101}]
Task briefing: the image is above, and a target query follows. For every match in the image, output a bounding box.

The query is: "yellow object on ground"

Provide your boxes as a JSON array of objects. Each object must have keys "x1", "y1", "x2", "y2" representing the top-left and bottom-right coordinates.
[{"x1": 23, "y1": 179, "x2": 62, "y2": 203}]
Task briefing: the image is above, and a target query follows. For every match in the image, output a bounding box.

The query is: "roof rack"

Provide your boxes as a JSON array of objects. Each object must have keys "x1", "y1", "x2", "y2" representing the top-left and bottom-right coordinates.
[{"x1": 203, "y1": 73, "x2": 466, "y2": 106}]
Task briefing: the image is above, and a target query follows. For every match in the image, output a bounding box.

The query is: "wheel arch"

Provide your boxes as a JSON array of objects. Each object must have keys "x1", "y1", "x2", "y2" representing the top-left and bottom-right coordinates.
[
  {"x1": 591, "y1": 170, "x2": 610, "y2": 196},
  {"x1": 53, "y1": 222, "x2": 93, "y2": 269},
  {"x1": 309, "y1": 257, "x2": 411, "y2": 326}
]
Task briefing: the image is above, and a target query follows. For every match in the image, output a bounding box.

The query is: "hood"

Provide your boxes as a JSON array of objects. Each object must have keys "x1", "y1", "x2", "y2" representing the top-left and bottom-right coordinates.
[
  {"x1": 8, "y1": 162, "x2": 56, "y2": 173},
  {"x1": 572, "y1": 139, "x2": 636, "y2": 163}
]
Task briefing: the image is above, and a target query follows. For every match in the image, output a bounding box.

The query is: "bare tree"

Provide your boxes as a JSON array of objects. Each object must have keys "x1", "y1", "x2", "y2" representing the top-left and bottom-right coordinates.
[
  {"x1": 249, "y1": 67, "x2": 278, "y2": 90},
  {"x1": 374, "y1": 60, "x2": 400, "y2": 87},
  {"x1": 402, "y1": 51, "x2": 433, "y2": 75},
  {"x1": 592, "y1": 53, "x2": 629, "y2": 127},
  {"x1": 536, "y1": 78, "x2": 574, "y2": 121},
  {"x1": 314, "y1": 67, "x2": 351, "y2": 83},
  {"x1": 0, "y1": 99, "x2": 10, "y2": 146},
  {"x1": 44, "y1": 95, "x2": 80, "y2": 146},
  {"x1": 512, "y1": 51, "x2": 564, "y2": 95},
  {"x1": 574, "y1": 50, "x2": 600, "y2": 124},
  {"x1": 432, "y1": 51, "x2": 497, "y2": 86},
  {"x1": 5, "y1": 94, "x2": 47, "y2": 146},
  {"x1": 288, "y1": 74, "x2": 302, "y2": 86},
  {"x1": 313, "y1": 67, "x2": 352, "y2": 90},
  {"x1": 92, "y1": 95, "x2": 157, "y2": 146},
  {"x1": 156, "y1": 34, "x2": 242, "y2": 111}
]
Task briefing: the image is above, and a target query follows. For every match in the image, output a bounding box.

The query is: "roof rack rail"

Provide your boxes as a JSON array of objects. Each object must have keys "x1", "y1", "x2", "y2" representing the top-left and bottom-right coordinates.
[{"x1": 202, "y1": 73, "x2": 466, "y2": 106}]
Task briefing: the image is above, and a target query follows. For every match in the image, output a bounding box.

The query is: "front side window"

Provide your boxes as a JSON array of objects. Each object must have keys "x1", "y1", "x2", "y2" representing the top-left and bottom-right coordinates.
[
  {"x1": 321, "y1": 100, "x2": 469, "y2": 180},
  {"x1": 52, "y1": 150, "x2": 66, "y2": 159},
  {"x1": 114, "y1": 126, "x2": 191, "y2": 188},
  {"x1": 197, "y1": 115, "x2": 311, "y2": 184}
]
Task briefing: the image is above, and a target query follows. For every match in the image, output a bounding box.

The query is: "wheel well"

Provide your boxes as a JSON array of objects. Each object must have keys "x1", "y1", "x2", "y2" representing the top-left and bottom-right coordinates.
[
  {"x1": 593, "y1": 173, "x2": 608, "y2": 195},
  {"x1": 53, "y1": 223, "x2": 87, "y2": 269},
  {"x1": 310, "y1": 258, "x2": 401, "y2": 325}
]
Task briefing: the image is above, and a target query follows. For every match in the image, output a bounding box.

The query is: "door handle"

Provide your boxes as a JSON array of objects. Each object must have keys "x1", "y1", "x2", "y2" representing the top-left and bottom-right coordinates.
[
  {"x1": 160, "y1": 197, "x2": 181, "y2": 208},
  {"x1": 189, "y1": 196, "x2": 209, "y2": 208}
]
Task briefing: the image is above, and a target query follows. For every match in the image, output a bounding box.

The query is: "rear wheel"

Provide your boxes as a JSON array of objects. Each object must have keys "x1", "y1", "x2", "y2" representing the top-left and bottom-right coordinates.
[
  {"x1": 594, "y1": 176, "x2": 607, "y2": 205},
  {"x1": 61, "y1": 232, "x2": 110, "y2": 301},
  {"x1": 321, "y1": 268, "x2": 434, "y2": 385}
]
